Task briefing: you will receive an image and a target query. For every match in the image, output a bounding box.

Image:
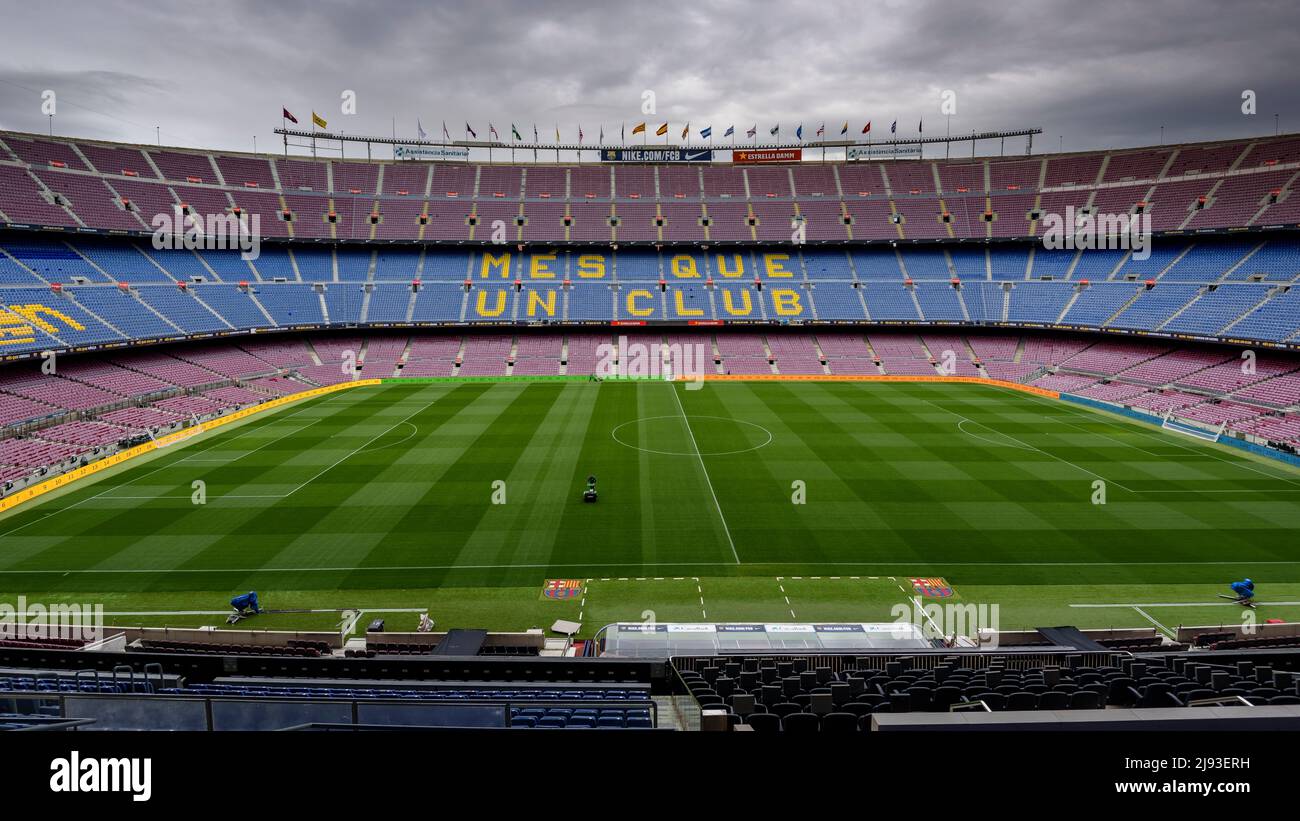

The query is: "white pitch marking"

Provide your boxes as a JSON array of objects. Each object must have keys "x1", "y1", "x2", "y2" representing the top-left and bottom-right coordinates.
[
  {"x1": 7, "y1": 560, "x2": 1300, "y2": 576},
  {"x1": 670, "y1": 382, "x2": 741, "y2": 565},
  {"x1": 1070, "y1": 600, "x2": 1300, "y2": 608},
  {"x1": 0, "y1": 606, "x2": 428, "y2": 617},
  {"x1": 1132, "y1": 606, "x2": 1176, "y2": 639}
]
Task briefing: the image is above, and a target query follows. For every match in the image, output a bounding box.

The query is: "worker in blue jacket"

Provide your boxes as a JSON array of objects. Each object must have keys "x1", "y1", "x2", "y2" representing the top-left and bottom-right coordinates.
[
  {"x1": 230, "y1": 591, "x2": 261, "y2": 615},
  {"x1": 1228, "y1": 579, "x2": 1255, "y2": 605}
]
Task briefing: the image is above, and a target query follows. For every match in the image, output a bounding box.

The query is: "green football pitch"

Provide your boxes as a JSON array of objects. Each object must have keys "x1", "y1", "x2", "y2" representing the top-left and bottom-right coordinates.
[{"x1": 2, "y1": 378, "x2": 1299, "y2": 638}]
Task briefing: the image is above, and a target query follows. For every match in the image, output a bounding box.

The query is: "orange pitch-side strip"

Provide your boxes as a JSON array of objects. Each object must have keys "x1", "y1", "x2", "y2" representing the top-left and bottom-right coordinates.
[
  {"x1": 0, "y1": 379, "x2": 381, "y2": 515},
  {"x1": 689, "y1": 373, "x2": 1061, "y2": 398}
]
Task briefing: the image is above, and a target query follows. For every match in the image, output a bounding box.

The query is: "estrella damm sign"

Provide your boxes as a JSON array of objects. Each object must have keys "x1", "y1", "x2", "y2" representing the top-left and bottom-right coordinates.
[
  {"x1": 542, "y1": 579, "x2": 584, "y2": 600},
  {"x1": 0, "y1": 303, "x2": 87, "y2": 347}
]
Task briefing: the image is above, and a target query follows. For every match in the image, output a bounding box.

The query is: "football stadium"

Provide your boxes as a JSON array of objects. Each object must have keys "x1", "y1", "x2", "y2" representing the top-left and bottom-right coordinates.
[{"x1": 1, "y1": 1, "x2": 1298, "y2": 791}]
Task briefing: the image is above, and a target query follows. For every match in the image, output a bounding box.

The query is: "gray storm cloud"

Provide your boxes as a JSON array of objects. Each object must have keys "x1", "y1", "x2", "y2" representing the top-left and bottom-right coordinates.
[{"x1": 0, "y1": 0, "x2": 1293, "y2": 155}]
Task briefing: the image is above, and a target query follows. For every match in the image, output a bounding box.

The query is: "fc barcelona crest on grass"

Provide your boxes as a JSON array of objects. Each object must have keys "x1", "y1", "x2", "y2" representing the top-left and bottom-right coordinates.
[
  {"x1": 542, "y1": 579, "x2": 584, "y2": 600},
  {"x1": 909, "y1": 577, "x2": 954, "y2": 598}
]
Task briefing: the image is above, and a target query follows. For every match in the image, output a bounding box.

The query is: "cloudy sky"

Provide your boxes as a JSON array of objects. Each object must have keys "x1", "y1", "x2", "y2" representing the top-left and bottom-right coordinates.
[{"x1": 0, "y1": 0, "x2": 1294, "y2": 160}]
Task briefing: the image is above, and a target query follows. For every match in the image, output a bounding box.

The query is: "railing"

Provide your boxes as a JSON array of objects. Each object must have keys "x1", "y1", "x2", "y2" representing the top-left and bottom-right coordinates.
[
  {"x1": 0, "y1": 691, "x2": 657, "y2": 731},
  {"x1": 672, "y1": 650, "x2": 1124, "y2": 675}
]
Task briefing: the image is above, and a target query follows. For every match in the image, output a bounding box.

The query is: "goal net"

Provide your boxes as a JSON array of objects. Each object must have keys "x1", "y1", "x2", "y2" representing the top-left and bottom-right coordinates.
[{"x1": 1161, "y1": 413, "x2": 1225, "y2": 443}]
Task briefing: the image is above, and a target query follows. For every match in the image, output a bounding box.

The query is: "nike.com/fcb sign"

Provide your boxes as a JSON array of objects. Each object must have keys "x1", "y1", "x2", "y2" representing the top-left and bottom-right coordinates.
[{"x1": 601, "y1": 148, "x2": 714, "y2": 162}]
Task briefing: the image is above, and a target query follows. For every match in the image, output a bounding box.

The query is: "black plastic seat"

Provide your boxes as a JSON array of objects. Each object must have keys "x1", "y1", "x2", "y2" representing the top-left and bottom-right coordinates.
[
  {"x1": 820, "y1": 712, "x2": 858, "y2": 733},
  {"x1": 1038, "y1": 691, "x2": 1068, "y2": 710},
  {"x1": 744, "y1": 713, "x2": 781, "y2": 733},
  {"x1": 782, "y1": 712, "x2": 820, "y2": 733}
]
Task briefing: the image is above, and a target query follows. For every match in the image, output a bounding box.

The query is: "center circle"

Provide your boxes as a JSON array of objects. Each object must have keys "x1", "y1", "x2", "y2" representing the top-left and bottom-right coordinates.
[{"x1": 610, "y1": 415, "x2": 774, "y2": 456}]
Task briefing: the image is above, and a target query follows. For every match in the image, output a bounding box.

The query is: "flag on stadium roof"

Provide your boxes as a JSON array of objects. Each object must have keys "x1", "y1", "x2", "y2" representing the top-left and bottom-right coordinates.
[
  {"x1": 890, "y1": 120, "x2": 897, "y2": 134},
  {"x1": 621, "y1": 122, "x2": 626, "y2": 141},
  {"x1": 555, "y1": 125, "x2": 560, "y2": 141},
  {"x1": 656, "y1": 123, "x2": 669, "y2": 136},
  {"x1": 919, "y1": 119, "x2": 923, "y2": 133},
  {"x1": 489, "y1": 123, "x2": 499, "y2": 139},
  {"x1": 796, "y1": 124, "x2": 803, "y2": 140},
  {"x1": 417, "y1": 120, "x2": 427, "y2": 140},
  {"x1": 840, "y1": 122, "x2": 848, "y2": 135},
  {"x1": 599, "y1": 124, "x2": 604, "y2": 143},
  {"x1": 770, "y1": 124, "x2": 779, "y2": 136},
  {"x1": 746, "y1": 124, "x2": 756, "y2": 138},
  {"x1": 632, "y1": 122, "x2": 646, "y2": 135},
  {"x1": 443, "y1": 121, "x2": 451, "y2": 140},
  {"x1": 533, "y1": 124, "x2": 539, "y2": 141},
  {"x1": 512, "y1": 124, "x2": 521, "y2": 141},
  {"x1": 863, "y1": 121, "x2": 871, "y2": 134},
  {"x1": 681, "y1": 123, "x2": 689, "y2": 139},
  {"x1": 817, "y1": 123, "x2": 825, "y2": 137},
  {"x1": 311, "y1": 112, "x2": 328, "y2": 129},
  {"x1": 578, "y1": 125, "x2": 584, "y2": 143},
  {"x1": 700, "y1": 126, "x2": 712, "y2": 139},
  {"x1": 724, "y1": 125, "x2": 734, "y2": 137},
  {"x1": 282, "y1": 108, "x2": 299, "y2": 124},
  {"x1": 465, "y1": 123, "x2": 477, "y2": 138}
]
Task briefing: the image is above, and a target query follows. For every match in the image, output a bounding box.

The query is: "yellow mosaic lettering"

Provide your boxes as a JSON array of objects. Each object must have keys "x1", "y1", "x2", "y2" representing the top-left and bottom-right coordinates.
[
  {"x1": 770, "y1": 288, "x2": 803, "y2": 315},
  {"x1": 575, "y1": 254, "x2": 606, "y2": 279},
  {"x1": 673, "y1": 290, "x2": 704, "y2": 317},
  {"x1": 670, "y1": 255, "x2": 700, "y2": 278},
  {"x1": 479, "y1": 251, "x2": 512, "y2": 279},
  {"x1": 529, "y1": 253, "x2": 556, "y2": 279},
  {"x1": 475, "y1": 289, "x2": 509, "y2": 316},
  {"x1": 0, "y1": 308, "x2": 37, "y2": 346},
  {"x1": 625, "y1": 289, "x2": 655, "y2": 317},
  {"x1": 8, "y1": 304, "x2": 85, "y2": 334},
  {"x1": 526, "y1": 289, "x2": 557, "y2": 317},
  {"x1": 720, "y1": 289, "x2": 753, "y2": 315},
  {"x1": 764, "y1": 253, "x2": 794, "y2": 278},
  {"x1": 714, "y1": 253, "x2": 745, "y2": 278}
]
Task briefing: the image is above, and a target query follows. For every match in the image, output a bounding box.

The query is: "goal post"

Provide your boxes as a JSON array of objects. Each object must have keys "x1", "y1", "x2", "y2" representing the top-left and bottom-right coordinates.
[{"x1": 1160, "y1": 412, "x2": 1225, "y2": 443}]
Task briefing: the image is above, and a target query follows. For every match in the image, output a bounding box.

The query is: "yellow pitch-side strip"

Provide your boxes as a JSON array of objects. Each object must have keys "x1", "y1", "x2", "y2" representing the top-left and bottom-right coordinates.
[
  {"x1": 685, "y1": 373, "x2": 1061, "y2": 399},
  {"x1": 0, "y1": 379, "x2": 382, "y2": 515}
]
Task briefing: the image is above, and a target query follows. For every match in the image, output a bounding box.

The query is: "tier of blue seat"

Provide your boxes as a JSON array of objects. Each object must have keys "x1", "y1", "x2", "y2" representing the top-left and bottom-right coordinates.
[{"x1": 2, "y1": 236, "x2": 1297, "y2": 356}]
